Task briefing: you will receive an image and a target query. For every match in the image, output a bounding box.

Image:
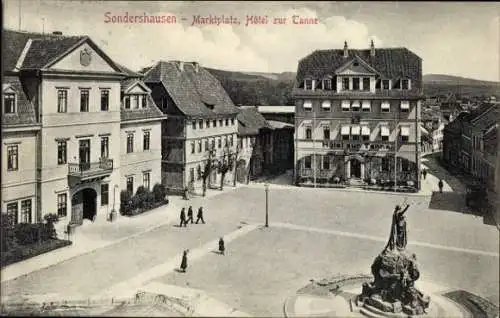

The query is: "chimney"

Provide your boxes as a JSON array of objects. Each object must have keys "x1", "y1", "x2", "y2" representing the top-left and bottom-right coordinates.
[
  {"x1": 370, "y1": 39, "x2": 375, "y2": 57},
  {"x1": 343, "y1": 41, "x2": 348, "y2": 58},
  {"x1": 52, "y1": 31, "x2": 63, "y2": 35},
  {"x1": 192, "y1": 62, "x2": 199, "y2": 72}
]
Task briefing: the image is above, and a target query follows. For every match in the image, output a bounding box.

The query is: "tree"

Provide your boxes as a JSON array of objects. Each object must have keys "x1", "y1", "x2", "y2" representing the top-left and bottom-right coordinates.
[
  {"x1": 202, "y1": 146, "x2": 216, "y2": 196},
  {"x1": 219, "y1": 145, "x2": 237, "y2": 191},
  {"x1": 233, "y1": 145, "x2": 241, "y2": 187}
]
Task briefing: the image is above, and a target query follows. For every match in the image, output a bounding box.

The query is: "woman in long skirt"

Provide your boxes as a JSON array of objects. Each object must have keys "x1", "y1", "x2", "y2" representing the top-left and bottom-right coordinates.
[{"x1": 180, "y1": 249, "x2": 188, "y2": 272}]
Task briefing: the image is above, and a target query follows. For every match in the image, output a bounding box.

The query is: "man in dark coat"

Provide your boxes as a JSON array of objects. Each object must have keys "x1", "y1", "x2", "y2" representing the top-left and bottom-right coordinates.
[
  {"x1": 438, "y1": 179, "x2": 443, "y2": 193},
  {"x1": 422, "y1": 169, "x2": 427, "y2": 180},
  {"x1": 186, "y1": 206, "x2": 194, "y2": 224},
  {"x1": 218, "y1": 237, "x2": 225, "y2": 255},
  {"x1": 180, "y1": 208, "x2": 187, "y2": 227},
  {"x1": 195, "y1": 207, "x2": 205, "y2": 224},
  {"x1": 180, "y1": 250, "x2": 188, "y2": 272}
]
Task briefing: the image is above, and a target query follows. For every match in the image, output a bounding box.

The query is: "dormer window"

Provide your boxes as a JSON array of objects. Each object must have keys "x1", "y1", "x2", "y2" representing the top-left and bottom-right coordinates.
[
  {"x1": 322, "y1": 79, "x2": 332, "y2": 90},
  {"x1": 4, "y1": 93, "x2": 17, "y2": 114},
  {"x1": 362, "y1": 78, "x2": 370, "y2": 91},
  {"x1": 352, "y1": 78, "x2": 360, "y2": 91},
  {"x1": 353, "y1": 61, "x2": 359, "y2": 67},
  {"x1": 401, "y1": 79, "x2": 411, "y2": 90},
  {"x1": 382, "y1": 80, "x2": 391, "y2": 90},
  {"x1": 304, "y1": 79, "x2": 313, "y2": 90},
  {"x1": 141, "y1": 95, "x2": 147, "y2": 108},
  {"x1": 342, "y1": 78, "x2": 349, "y2": 90},
  {"x1": 125, "y1": 97, "x2": 131, "y2": 109}
]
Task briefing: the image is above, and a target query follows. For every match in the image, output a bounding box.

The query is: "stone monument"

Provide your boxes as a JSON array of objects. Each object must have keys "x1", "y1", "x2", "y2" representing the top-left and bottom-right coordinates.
[{"x1": 358, "y1": 203, "x2": 431, "y2": 315}]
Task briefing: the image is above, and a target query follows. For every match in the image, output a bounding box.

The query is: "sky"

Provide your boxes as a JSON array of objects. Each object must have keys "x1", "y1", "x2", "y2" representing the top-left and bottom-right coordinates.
[{"x1": 3, "y1": 1, "x2": 500, "y2": 81}]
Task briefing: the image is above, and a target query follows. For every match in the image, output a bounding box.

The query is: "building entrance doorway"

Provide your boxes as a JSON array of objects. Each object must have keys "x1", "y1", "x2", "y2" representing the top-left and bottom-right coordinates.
[
  {"x1": 71, "y1": 188, "x2": 97, "y2": 225},
  {"x1": 350, "y1": 158, "x2": 362, "y2": 179}
]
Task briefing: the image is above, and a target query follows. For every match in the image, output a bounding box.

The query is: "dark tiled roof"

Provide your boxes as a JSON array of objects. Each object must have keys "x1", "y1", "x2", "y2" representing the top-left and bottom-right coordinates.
[
  {"x1": 116, "y1": 63, "x2": 143, "y2": 77},
  {"x1": 120, "y1": 90, "x2": 165, "y2": 122},
  {"x1": 237, "y1": 107, "x2": 270, "y2": 135},
  {"x1": 22, "y1": 36, "x2": 86, "y2": 69},
  {"x1": 295, "y1": 47, "x2": 422, "y2": 93},
  {"x1": 2, "y1": 76, "x2": 38, "y2": 126},
  {"x1": 143, "y1": 61, "x2": 239, "y2": 118}
]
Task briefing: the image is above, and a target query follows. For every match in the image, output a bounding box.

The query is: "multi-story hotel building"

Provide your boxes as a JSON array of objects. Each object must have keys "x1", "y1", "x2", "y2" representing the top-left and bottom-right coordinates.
[
  {"x1": 143, "y1": 61, "x2": 240, "y2": 192},
  {"x1": 2, "y1": 30, "x2": 163, "y2": 225},
  {"x1": 292, "y1": 41, "x2": 423, "y2": 189}
]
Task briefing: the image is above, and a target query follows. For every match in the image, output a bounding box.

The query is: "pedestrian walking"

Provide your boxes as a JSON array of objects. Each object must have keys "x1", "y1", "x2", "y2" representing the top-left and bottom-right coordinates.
[
  {"x1": 438, "y1": 179, "x2": 444, "y2": 193},
  {"x1": 180, "y1": 249, "x2": 188, "y2": 272},
  {"x1": 422, "y1": 169, "x2": 427, "y2": 180},
  {"x1": 180, "y1": 208, "x2": 187, "y2": 227},
  {"x1": 186, "y1": 206, "x2": 194, "y2": 224},
  {"x1": 218, "y1": 237, "x2": 225, "y2": 255},
  {"x1": 196, "y1": 206, "x2": 205, "y2": 224}
]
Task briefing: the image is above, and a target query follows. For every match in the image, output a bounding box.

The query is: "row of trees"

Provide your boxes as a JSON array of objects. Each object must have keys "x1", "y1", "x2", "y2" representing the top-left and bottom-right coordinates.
[{"x1": 199, "y1": 145, "x2": 241, "y2": 195}]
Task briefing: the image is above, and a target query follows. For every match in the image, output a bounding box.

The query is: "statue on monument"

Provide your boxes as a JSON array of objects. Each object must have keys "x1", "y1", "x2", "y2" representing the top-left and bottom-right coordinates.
[{"x1": 359, "y1": 202, "x2": 431, "y2": 315}]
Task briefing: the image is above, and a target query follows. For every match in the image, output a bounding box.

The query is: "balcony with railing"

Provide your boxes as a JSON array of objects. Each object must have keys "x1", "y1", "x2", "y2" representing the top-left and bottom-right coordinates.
[{"x1": 68, "y1": 158, "x2": 114, "y2": 182}]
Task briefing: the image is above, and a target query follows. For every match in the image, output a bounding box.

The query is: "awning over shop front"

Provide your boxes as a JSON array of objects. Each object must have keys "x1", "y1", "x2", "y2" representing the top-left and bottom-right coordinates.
[
  {"x1": 351, "y1": 125, "x2": 361, "y2": 135},
  {"x1": 362, "y1": 101, "x2": 371, "y2": 110},
  {"x1": 341, "y1": 100, "x2": 350, "y2": 110},
  {"x1": 380, "y1": 126, "x2": 390, "y2": 136},
  {"x1": 351, "y1": 100, "x2": 360, "y2": 109},
  {"x1": 401, "y1": 126, "x2": 410, "y2": 136},
  {"x1": 400, "y1": 100, "x2": 410, "y2": 110},
  {"x1": 381, "y1": 101, "x2": 391, "y2": 110},
  {"x1": 321, "y1": 100, "x2": 331, "y2": 109},
  {"x1": 341, "y1": 125, "x2": 350, "y2": 135},
  {"x1": 303, "y1": 100, "x2": 312, "y2": 109},
  {"x1": 361, "y1": 126, "x2": 370, "y2": 136}
]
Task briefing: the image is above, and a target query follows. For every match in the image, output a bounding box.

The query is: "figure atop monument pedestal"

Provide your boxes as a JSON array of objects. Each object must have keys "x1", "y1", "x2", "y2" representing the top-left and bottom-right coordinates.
[{"x1": 358, "y1": 202, "x2": 431, "y2": 316}]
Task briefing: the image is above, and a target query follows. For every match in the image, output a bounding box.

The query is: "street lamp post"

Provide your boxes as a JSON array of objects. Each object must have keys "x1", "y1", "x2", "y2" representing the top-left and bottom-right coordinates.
[
  {"x1": 109, "y1": 184, "x2": 118, "y2": 222},
  {"x1": 264, "y1": 183, "x2": 269, "y2": 227}
]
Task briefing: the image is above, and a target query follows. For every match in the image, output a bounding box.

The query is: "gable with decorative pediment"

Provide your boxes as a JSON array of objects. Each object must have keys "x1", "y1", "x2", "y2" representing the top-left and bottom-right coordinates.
[
  {"x1": 335, "y1": 57, "x2": 378, "y2": 76},
  {"x1": 127, "y1": 83, "x2": 150, "y2": 94},
  {"x1": 48, "y1": 42, "x2": 118, "y2": 73},
  {"x1": 3, "y1": 85, "x2": 17, "y2": 94}
]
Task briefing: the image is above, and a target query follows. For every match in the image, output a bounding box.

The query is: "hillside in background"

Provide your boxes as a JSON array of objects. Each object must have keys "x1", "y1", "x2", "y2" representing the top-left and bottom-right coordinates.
[{"x1": 206, "y1": 68, "x2": 500, "y2": 106}]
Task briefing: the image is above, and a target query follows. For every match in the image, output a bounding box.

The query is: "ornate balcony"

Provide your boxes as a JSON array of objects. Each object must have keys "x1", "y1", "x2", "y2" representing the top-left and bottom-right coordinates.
[{"x1": 68, "y1": 158, "x2": 114, "y2": 186}]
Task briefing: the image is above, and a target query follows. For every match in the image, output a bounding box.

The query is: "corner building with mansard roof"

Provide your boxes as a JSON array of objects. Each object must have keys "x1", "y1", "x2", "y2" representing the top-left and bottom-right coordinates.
[{"x1": 292, "y1": 41, "x2": 423, "y2": 190}]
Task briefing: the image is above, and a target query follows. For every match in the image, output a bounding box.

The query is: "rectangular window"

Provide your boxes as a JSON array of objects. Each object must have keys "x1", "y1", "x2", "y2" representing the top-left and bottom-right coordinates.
[
  {"x1": 20, "y1": 199, "x2": 31, "y2": 223},
  {"x1": 380, "y1": 126, "x2": 390, "y2": 141},
  {"x1": 143, "y1": 131, "x2": 150, "y2": 151},
  {"x1": 342, "y1": 78, "x2": 349, "y2": 90},
  {"x1": 303, "y1": 100, "x2": 312, "y2": 112},
  {"x1": 80, "y1": 89, "x2": 89, "y2": 112},
  {"x1": 100, "y1": 137, "x2": 109, "y2": 159},
  {"x1": 205, "y1": 139, "x2": 209, "y2": 151},
  {"x1": 199, "y1": 120, "x2": 203, "y2": 129},
  {"x1": 211, "y1": 138, "x2": 215, "y2": 149},
  {"x1": 321, "y1": 100, "x2": 331, "y2": 111},
  {"x1": 352, "y1": 78, "x2": 360, "y2": 90},
  {"x1": 323, "y1": 126, "x2": 330, "y2": 140},
  {"x1": 141, "y1": 95, "x2": 147, "y2": 108},
  {"x1": 57, "y1": 90, "x2": 67, "y2": 113},
  {"x1": 401, "y1": 126, "x2": 410, "y2": 142},
  {"x1": 400, "y1": 101, "x2": 410, "y2": 112},
  {"x1": 101, "y1": 184, "x2": 109, "y2": 206},
  {"x1": 218, "y1": 137, "x2": 222, "y2": 148},
  {"x1": 143, "y1": 172, "x2": 150, "y2": 190},
  {"x1": 362, "y1": 78, "x2": 370, "y2": 91},
  {"x1": 351, "y1": 101, "x2": 360, "y2": 112},
  {"x1": 323, "y1": 79, "x2": 332, "y2": 90},
  {"x1": 7, "y1": 202, "x2": 18, "y2": 225},
  {"x1": 402, "y1": 159, "x2": 409, "y2": 171},
  {"x1": 341, "y1": 100, "x2": 350, "y2": 111},
  {"x1": 57, "y1": 193, "x2": 67, "y2": 217},
  {"x1": 401, "y1": 79, "x2": 410, "y2": 90},
  {"x1": 225, "y1": 119, "x2": 229, "y2": 126},
  {"x1": 4, "y1": 93, "x2": 16, "y2": 113},
  {"x1": 198, "y1": 140, "x2": 202, "y2": 153},
  {"x1": 192, "y1": 121, "x2": 197, "y2": 130},
  {"x1": 304, "y1": 79, "x2": 313, "y2": 90},
  {"x1": 213, "y1": 120, "x2": 217, "y2": 127},
  {"x1": 189, "y1": 168, "x2": 195, "y2": 183},
  {"x1": 305, "y1": 127, "x2": 312, "y2": 140},
  {"x1": 206, "y1": 120, "x2": 210, "y2": 128},
  {"x1": 381, "y1": 101, "x2": 391, "y2": 112},
  {"x1": 304, "y1": 156, "x2": 312, "y2": 169},
  {"x1": 229, "y1": 135, "x2": 234, "y2": 147},
  {"x1": 127, "y1": 133, "x2": 134, "y2": 153},
  {"x1": 125, "y1": 97, "x2": 130, "y2": 109},
  {"x1": 100, "y1": 90, "x2": 109, "y2": 111},
  {"x1": 132, "y1": 95, "x2": 139, "y2": 109},
  {"x1": 231, "y1": 118, "x2": 235, "y2": 125},
  {"x1": 322, "y1": 156, "x2": 330, "y2": 170},
  {"x1": 58, "y1": 141, "x2": 67, "y2": 164},
  {"x1": 126, "y1": 176, "x2": 134, "y2": 194},
  {"x1": 224, "y1": 136, "x2": 228, "y2": 147},
  {"x1": 362, "y1": 100, "x2": 371, "y2": 112},
  {"x1": 7, "y1": 145, "x2": 18, "y2": 171},
  {"x1": 341, "y1": 125, "x2": 350, "y2": 141},
  {"x1": 191, "y1": 141, "x2": 195, "y2": 154},
  {"x1": 382, "y1": 80, "x2": 390, "y2": 90}
]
